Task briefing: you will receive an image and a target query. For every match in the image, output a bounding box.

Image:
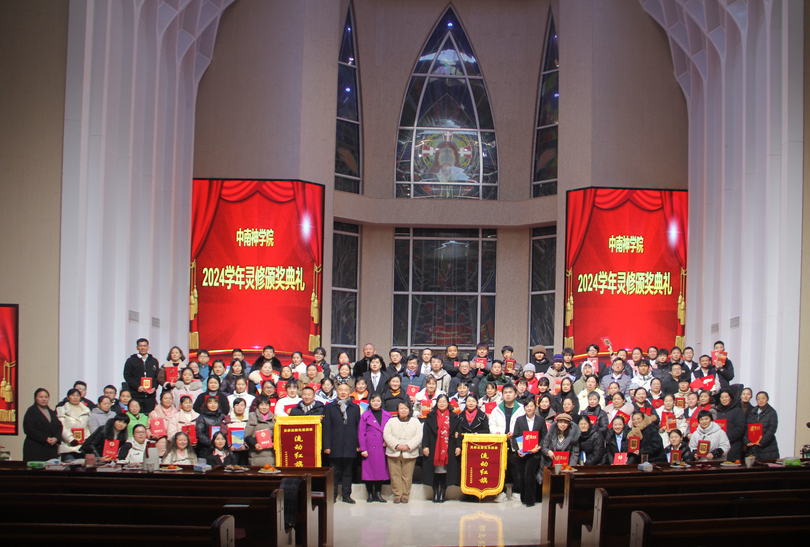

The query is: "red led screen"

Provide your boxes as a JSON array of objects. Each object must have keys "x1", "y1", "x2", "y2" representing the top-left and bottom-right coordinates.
[
  {"x1": 563, "y1": 188, "x2": 688, "y2": 353},
  {"x1": 190, "y1": 180, "x2": 324, "y2": 360}
]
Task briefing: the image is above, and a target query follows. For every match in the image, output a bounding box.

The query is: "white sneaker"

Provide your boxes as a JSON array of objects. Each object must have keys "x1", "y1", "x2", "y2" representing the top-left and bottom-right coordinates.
[
  {"x1": 494, "y1": 492, "x2": 508, "y2": 503},
  {"x1": 511, "y1": 493, "x2": 521, "y2": 501}
]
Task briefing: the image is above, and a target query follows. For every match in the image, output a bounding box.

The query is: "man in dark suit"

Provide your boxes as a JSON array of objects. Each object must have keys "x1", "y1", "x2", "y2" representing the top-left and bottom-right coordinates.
[
  {"x1": 123, "y1": 338, "x2": 160, "y2": 413},
  {"x1": 322, "y1": 383, "x2": 361, "y2": 503},
  {"x1": 362, "y1": 354, "x2": 391, "y2": 396}
]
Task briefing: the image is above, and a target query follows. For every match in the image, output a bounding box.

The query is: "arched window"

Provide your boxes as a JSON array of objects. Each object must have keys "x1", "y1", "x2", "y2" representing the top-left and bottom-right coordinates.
[
  {"x1": 532, "y1": 11, "x2": 558, "y2": 197},
  {"x1": 335, "y1": 5, "x2": 361, "y2": 194},
  {"x1": 396, "y1": 7, "x2": 497, "y2": 200}
]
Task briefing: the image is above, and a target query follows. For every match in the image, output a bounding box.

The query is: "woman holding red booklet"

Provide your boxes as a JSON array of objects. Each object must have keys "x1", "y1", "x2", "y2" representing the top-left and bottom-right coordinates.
[
  {"x1": 513, "y1": 398, "x2": 547, "y2": 507},
  {"x1": 689, "y1": 410, "x2": 731, "y2": 460},
  {"x1": 245, "y1": 395, "x2": 276, "y2": 467},
  {"x1": 576, "y1": 415, "x2": 605, "y2": 465},
  {"x1": 80, "y1": 414, "x2": 130, "y2": 461},
  {"x1": 628, "y1": 411, "x2": 666, "y2": 463},
  {"x1": 195, "y1": 396, "x2": 226, "y2": 461},
  {"x1": 744, "y1": 391, "x2": 779, "y2": 459}
]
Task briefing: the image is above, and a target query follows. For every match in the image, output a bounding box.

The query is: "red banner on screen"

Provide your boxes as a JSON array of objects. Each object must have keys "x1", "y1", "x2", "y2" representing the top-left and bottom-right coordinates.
[
  {"x1": 190, "y1": 180, "x2": 324, "y2": 359},
  {"x1": 564, "y1": 188, "x2": 687, "y2": 353},
  {"x1": 0, "y1": 304, "x2": 19, "y2": 435}
]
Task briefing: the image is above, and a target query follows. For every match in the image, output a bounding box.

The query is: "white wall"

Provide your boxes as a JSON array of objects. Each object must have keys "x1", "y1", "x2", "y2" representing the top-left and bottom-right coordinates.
[
  {"x1": 640, "y1": 0, "x2": 805, "y2": 456},
  {"x1": 59, "y1": 0, "x2": 233, "y2": 396}
]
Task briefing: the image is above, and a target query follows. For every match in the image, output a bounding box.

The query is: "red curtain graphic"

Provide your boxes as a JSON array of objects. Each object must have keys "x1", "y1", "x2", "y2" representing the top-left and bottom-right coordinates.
[
  {"x1": 564, "y1": 189, "x2": 688, "y2": 352},
  {"x1": 0, "y1": 305, "x2": 18, "y2": 434},
  {"x1": 190, "y1": 180, "x2": 324, "y2": 358}
]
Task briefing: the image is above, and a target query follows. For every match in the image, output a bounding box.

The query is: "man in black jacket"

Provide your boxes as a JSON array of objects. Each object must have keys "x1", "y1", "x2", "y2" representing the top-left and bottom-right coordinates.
[
  {"x1": 55, "y1": 381, "x2": 97, "y2": 410},
  {"x1": 289, "y1": 387, "x2": 326, "y2": 416},
  {"x1": 361, "y1": 354, "x2": 391, "y2": 396},
  {"x1": 353, "y1": 343, "x2": 377, "y2": 378},
  {"x1": 322, "y1": 384, "x2": 361, "y2": 503},
  {"x1": 123, "y1": 338, "x2": 160, "y2": 413}
]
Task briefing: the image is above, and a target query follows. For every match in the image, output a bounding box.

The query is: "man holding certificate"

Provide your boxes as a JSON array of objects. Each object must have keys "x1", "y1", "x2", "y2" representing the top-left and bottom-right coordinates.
[{"x1": 123, "y1": 338, "x2": 160, "y2": 414}]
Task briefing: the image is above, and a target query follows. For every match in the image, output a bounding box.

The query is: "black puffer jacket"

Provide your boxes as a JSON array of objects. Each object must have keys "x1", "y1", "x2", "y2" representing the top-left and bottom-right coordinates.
[
  {"x1": 577, "y1": 425, "x2": 605, "y2": 465},
  {"x1": 745, "y1": 403, "x2": 779, "y2": 459},
  {"x1": 580, "y1": 406, "x2": 609, "y2": 438},
  {"x1": 714, "y1": 391, "x2": 747, "y2": 461}
]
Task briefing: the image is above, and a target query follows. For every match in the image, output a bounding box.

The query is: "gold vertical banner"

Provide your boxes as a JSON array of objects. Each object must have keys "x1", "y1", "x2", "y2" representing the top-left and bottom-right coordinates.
[
  {"x1": 459, "y1": 511, "x2": 503, "y2": 547},
  {"x1": 460, "y1": 434, "x2": 508, "y2": 499},
  {"x1": 274, "y1": 416, "x2": 323, "y2": 467}
]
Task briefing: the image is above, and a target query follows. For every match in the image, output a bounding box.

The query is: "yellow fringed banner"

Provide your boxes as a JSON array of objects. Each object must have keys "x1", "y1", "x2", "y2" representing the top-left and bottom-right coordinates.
[
  {"x1": 2, "y1": 362, "x2": 14, "y2": 403},
  {"x1": 308, "y1": 334, "x2": 321, "y2": 353},
  {"x1": 310, "y1": 265, "x2": 322, "y2": 325},
  {"x1": 189, "y1": 332, "x2": 199, "y2": 350},
  {"x1": 189, "y1": 261, "x2": 198, "y2": 321},
  {"x1": 675, "y1": 336, "x2": 685, "y2": 349}
]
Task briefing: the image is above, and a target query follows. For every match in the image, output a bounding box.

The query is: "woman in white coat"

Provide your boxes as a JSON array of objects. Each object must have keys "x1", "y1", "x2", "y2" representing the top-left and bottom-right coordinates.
[
  {"x1": 56, "y1": 388, "x2": 91, "y2": 461},
  {"x1": 382, "y1": 402, "x2": 422, "y2": 504}
]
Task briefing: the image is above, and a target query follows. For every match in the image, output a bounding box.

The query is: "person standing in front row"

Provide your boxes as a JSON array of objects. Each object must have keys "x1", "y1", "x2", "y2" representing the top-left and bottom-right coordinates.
[
  {"x1": 123, "y1": 338, "x2": 160, "y2": 414},
  {"x1": 323, "y1": 383, "x2": 362, "y2": 503},
  {"x1": 383, "y1": 402, "x2": 422, "y2": 504}
]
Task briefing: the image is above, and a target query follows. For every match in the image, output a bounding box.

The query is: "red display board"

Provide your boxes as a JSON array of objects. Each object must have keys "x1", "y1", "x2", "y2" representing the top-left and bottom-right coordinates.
[
  {"x1": 0, "y1": 304, "x2": 19, "y2": 435},
  {"x1": 190, "y1": 180, "x2": 324, "y2": 359},
  {"x1": 563, "y1": 188, "x2": 687, "y2": 352}
]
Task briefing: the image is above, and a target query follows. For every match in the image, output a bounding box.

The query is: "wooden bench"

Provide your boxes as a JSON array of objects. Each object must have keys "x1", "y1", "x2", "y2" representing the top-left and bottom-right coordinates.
[
  {"x1": 553, "y1": 465, "x2": 810, "y2": 547},
  {"x1": 583, "y1": 487, "x2": 810, "y2": 547},
  {"x1": 0, "y1": 491, "x2": 286, "y2": 546},
  {"x1": 630, "y1": 512, "x2": 810, "y2": 546},
  {"x1": 3, "y1": 515, "x2": 235, "y2": 546},
  {"x1": 0, "y1": 466, "x2": 332, "y2": 547}
]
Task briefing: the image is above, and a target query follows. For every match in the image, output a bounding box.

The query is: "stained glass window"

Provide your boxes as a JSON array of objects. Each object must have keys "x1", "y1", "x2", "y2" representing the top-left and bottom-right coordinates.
[
  {"x1": 335, "y1": 6, "x2": 361, "y2": 194},
  {"x1": 396, "y1": 7, "x2": 497, "y2": 200},
  {"x1": 529, "y1": 226, "x2": 556, "y2": 356},
  {"x1": 332, "y1": 222, "x2": 360, "y2": 363},
  {"x1": 394, "y1": 228, "x2": 496, "y2": 358},
  {"x1": 532, "y1": 12, "x2": 559, "y2": 197}
]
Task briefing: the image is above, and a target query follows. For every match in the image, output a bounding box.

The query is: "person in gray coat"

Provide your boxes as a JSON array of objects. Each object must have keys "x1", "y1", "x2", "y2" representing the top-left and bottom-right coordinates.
[
  {"x1": 745, "y1": 391, "x2": 779, "y2": 459},
  {"x1": 88, "y1": 396, "x2": 118, "y2": 433},
  {"x1": 540, "y1": 412, "x2": 580, "y2": 467}
]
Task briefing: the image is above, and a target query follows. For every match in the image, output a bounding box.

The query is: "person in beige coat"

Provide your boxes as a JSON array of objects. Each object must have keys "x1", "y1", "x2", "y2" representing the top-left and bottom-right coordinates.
[
  {"x1": 56, "y1": 388, "x2": 91, "y2": 461},
  {"x1": 382, "y1": 401, "x2": 422, "y2": 503}
]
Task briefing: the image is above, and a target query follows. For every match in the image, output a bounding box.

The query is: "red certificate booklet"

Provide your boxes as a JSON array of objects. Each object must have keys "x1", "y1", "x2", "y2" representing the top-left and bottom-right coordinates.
[
  {"x1": 587, "y1": 415, "x2": 597, "y2": 426},
  {"x1": 714, "y1": 419, "x2": 727, "y2": 432},
  {"x1": 150, "y1": 418, "x2": 167, "y2": 438},
  {"x1": 639, "y1": 406, "x2": 652, "y2": 416},
  {"x1": 616, "y1": 410, "x2": 630, "y2": 423},
  {"x1": 165, "y1": 366, "x2": 179, "y2": 384},
  {"x1": 102, "y1": 439, "x2": 119, "y2": 458},
  {"x1": 552, "y1": 451, "x2": 570, "y2": 466},
  {"x1": 613, "y1": 453, "x2": 628, "y2": 465},
  {"x1": 307, "y1": 383, "x2": 320, "y2": 391},
  {"x1": 406, "y1": 384, "x2": 420, "y2": 400},
  {"x1": 484, "y1": 402, "x2": 497, "y2": 415},
  {"x1": 496, "y1": 384, "x2": 504, "y2": 393},
  {"x1": 420, "y1": 400, "x2": 431, "y2": 418},
  {"x1": 450, "y1": 399, "x2": 461, "y2": 413},
  {"x1": 474, "y1": 357, "x2": 487, "y2": 369},
  {"x1": 552, "y1": 378, "x2": 562, "y2": 395},
  {"x1": 140, "y1": 377, "x2": 153, "y2": 391},
  {"x1": 696, "y1": 439, "x2": 711, "y2": 458},
  {"x1": 748, "y1": 423, "x2": 763, "y2": 444},
  {"x1": 689, "y1": 419, "x2": 699, "y2": 434},
  {"x1": 71, "y1": 428, "x2": 85, "y2": 444},
  {"x1": 255, "y1": 428, "x2": 273, "y2": 450},
  {"x1": 504, "y1": 359, "x2": 516, "y2": 374},
  {"x1": 628, "y1": 436, "x2": 640, "y2": 454},
  {"x1": 283, "y1": 404, "x2": 296, "y2": 416},
  {"x1": 669, "y1": 449, "x2": 682, "y2": 463},
  {"x1": 276, "y1": 384, "x2": 287, "y2": 398},
  {"x1": 711, "y1": 350, "x2": 728, "y2": 367},
  {"x1": 182, "y1": 425, "x2": 197, "y2": 444},
  {"x1": 523, "y1": 431, "x2": 539, "y2": 452},
  {"x1": 675, "y1": 397, "x2": 685, "y2": 409},
  {"x1": 651, "y1": 399, "x2": 664, "y2": 409}
]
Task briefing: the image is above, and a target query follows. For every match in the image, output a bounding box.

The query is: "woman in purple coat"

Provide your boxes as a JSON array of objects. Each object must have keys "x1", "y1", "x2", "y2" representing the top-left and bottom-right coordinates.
[{"x1": 358, "y1": 393, "x2": 391, "y2": 503}]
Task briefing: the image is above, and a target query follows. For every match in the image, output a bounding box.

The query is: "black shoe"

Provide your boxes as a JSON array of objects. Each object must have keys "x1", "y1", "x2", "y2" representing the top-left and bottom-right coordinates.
[
  {"x1": 367, "y1": 492, "x2": 374, "y2": 503},
  {"x1": 433, "y1": 489, "x2": 439, "y2": 503},
  {"x1": 343, "y1": 496, "x2": 356, "y2": 504},
  {"x1": 439, "y1": 487, "x2": 446, "y2": 503},
  {"x1": 373, "y1": 491, "x2": 387, "y2": 503}
]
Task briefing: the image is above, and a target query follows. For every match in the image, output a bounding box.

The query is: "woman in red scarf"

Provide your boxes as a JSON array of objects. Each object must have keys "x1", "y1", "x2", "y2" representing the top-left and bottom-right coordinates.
[{"x1": 421, "y1": 394, "x2": 461, "y2": 503}]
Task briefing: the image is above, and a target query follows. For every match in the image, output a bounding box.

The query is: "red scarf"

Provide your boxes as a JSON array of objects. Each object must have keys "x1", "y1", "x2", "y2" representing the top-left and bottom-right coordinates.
[
  {"x1": 465, "y1": 409, "x2": 477, "y2": 425},
  {"x1": 434, "y1": 409, "x2": 450, "y2": 467}
]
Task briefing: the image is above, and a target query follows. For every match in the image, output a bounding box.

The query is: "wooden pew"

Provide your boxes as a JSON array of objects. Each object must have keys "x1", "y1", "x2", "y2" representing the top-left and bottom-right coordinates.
[
  {"x1": 630, "y1": 511, "x2": 810, "y2": 547},
  {"x1": 3, "y1": 515, "x2": 235, "y2": 546},
  {"x1": 0, "y1": 491, "x2": 286, "y2": 546},
  {"x1": 583, "y1": 487, "x2": 810, "y2": 547},
  {"x1": 0, "y1": 465, "x2": 333, "y2": 547},
  {"x1": 555, "y1": 466, "x2": 810, "y2": 547}
]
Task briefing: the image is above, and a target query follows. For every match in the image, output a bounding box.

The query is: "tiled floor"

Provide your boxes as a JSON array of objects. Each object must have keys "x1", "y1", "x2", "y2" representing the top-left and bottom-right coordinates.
[{"x1": 333, "y1": 485, "x2": 542, "y2": 547}]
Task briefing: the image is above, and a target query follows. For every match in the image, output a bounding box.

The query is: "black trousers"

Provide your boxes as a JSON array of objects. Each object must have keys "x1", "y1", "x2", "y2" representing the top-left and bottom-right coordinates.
[
  {"x1": 516, "y1": 453, "x2": 543, "y2": 506},
  {"x1": 331, "y1": 457, "x2": 355, "y2": 498},
  {"x1": 507, "y1": 451, "x2": 522, "y2": 494},
  {"x1": 136, "y1": 395, "x2": 157, "y2": 414}
]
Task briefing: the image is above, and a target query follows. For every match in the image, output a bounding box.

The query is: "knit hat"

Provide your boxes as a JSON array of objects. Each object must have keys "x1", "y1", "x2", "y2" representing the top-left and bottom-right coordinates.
[
  {"x1": 555, "y1": 413, "x2": 572, "y2": 423},
  {"x1": 552, "y1": 353, "x2": 564, "y2": 363},
  {"x1": 532, "y1": 345, "x2": 547, "y2": 356},
  {"x1": 523, "y1": 364, "x2": 536, "y2": 373}
]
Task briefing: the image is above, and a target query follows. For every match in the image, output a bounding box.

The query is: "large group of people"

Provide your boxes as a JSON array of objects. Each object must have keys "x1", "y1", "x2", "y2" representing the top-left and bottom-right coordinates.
[{"x1": 22, "y1": 338, "x2": 780, "y2": 506}]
